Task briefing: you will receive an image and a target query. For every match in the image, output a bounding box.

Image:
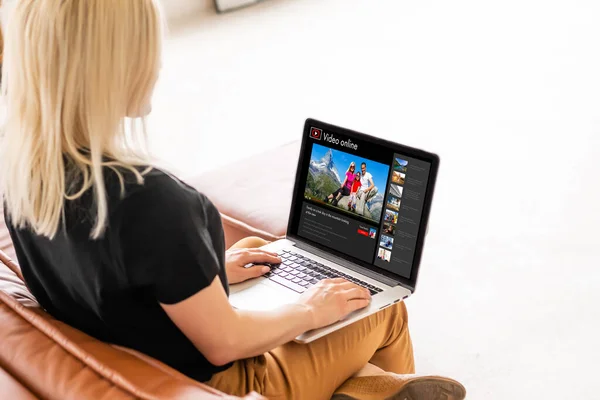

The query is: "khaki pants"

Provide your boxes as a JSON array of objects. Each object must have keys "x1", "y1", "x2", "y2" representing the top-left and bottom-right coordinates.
[{"x1": 207, "y1": 237, "x2": 415, "y2": 400}]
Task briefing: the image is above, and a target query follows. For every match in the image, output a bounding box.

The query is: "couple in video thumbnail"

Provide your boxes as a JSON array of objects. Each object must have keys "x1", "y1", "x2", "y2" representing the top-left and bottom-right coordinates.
[{"x1": 304, "y1": 144, "x2": 390, "y2": 224}]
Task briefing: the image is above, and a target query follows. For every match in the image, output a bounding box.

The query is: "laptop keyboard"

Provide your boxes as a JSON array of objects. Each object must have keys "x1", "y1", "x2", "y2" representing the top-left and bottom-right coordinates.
[{"x1": 263, "y1": 250, "x2": 383, "y2": 295}]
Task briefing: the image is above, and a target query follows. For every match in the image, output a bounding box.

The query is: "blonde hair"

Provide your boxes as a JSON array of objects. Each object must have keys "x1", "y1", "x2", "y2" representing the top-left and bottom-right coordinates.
[
  {"x1": 346, "y1": 161, "x2": 356, "y2": 174},
  {"x1": 0, "y1": 0, "x2": 163, "y2": 239}
]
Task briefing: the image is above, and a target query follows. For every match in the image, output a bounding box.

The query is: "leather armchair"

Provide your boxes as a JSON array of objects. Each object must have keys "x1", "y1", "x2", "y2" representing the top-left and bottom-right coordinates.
[{"x1": 0, "y1": 251, "x2": 265, "y2": 400}]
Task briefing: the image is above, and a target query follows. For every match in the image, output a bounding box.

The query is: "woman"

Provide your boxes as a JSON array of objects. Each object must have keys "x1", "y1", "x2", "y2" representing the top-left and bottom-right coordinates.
[
  {"x1": 0, "y1": 1, "x2": 465, "y2": 399},
  {"x1": 325, "y1": 161, "x2": 357, "y2": 206}
]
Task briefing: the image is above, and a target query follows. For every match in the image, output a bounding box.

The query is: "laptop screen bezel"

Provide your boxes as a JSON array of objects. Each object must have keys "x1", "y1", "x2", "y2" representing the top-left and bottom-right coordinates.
[{"x1": 286, "y1": 118, "x2": 440, "y2": 293}]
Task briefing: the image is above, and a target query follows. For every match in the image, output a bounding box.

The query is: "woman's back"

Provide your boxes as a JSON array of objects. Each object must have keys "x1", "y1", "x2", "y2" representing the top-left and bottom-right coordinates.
[{"x1": 5, "y1": 167, "x2": 231, "y2": 382}]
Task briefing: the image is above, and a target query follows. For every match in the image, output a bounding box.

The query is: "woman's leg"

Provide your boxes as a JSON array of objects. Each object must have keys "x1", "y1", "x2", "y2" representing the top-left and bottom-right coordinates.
[
  {"x1": 354, "y1": 363, "x2": 386, "y2": 377},
  {"x1": 327, "y1": 188, "x2": 343, "y2": 202},
  {"x1": 213, "y1": 237, "x2": 415, "y2": 398},
  {"x1": 267, "y1": 301, "x2": 413, "y2": 399},
  {"x1": 208, "y1": 302, "x2": 414, "y2": 400},
  {"x1": 335, "y1": 186, "x2": 351, "y2": 202},
  {"x1": 229, "y1": 236, "x2": 270, "y2": 250}
]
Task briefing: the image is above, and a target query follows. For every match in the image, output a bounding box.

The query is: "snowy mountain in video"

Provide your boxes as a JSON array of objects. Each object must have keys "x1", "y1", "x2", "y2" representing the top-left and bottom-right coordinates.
[{"x1": 309, "y1": 149, "x2": 341, "y2": 184}]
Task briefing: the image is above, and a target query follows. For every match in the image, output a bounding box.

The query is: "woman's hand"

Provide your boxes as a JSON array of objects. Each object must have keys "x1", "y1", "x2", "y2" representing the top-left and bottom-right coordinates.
[
  {"x1": 225, "y1": 248, "x2": 282, "y2": 285},
  {"x1": 296, "y1": 278, "x2": 371, "y2": 329}
]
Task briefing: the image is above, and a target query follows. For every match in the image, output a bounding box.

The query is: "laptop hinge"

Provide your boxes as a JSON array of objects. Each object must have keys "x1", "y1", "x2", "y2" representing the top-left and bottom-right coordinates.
[{"x1": 292, "y1": 239, "x2": 404, "y2": 289}]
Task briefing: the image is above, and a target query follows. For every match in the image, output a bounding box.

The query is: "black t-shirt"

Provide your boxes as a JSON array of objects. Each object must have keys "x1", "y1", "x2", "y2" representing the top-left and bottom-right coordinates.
[{"x1": 5, "y1": 168, "x2": 231, "y2": 382}]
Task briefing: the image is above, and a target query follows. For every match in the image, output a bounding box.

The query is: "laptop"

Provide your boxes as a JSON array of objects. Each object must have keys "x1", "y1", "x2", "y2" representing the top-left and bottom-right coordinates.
[{"x1": 229, "y1": 118, "x2": 439, "y2": 343}]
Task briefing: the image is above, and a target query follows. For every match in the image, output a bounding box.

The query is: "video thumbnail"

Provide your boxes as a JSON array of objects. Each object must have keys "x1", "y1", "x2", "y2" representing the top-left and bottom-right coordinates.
[
  {"x1": 391, "y1": 171, "x2": 405, "y2": 185},
  {"x1": 389, "y1": 184, "x2": 403, "y2": 199},
  {"x1": 384, "y1": 209, "x2": 399, "y2": 224},
  {"x1": 386, "y1": 195, "x2": 401, "y2": 212},
  {"x1": 377, "y1": 248, "x2": 392, "y2": 262},
  {"x1": 379, "y1": 234, "x2": 394, "y2": 250},
  {"x1": 382, "y1": 223, "x2": 396, "y2": 235},
  {"x1": 304, "y1": 143, "x2": 390, "y2": 224},
  {"x1": 393, "y1": 158, "x2": 408, "y2": 173}
]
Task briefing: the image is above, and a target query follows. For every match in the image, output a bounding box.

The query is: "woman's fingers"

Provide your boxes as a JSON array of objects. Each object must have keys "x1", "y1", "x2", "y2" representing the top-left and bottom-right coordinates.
[
  {"x1": 247, "y1": 248, "x2": 280, "y2": 258},
  {"x1": 342, "y1": 287, "x2": 371, "y2": 300},
  {"x1": 345, "y1": 298, "x2": 371, "y2": 314},
  {"x1": 320, "y1": 279, "x2": 370, "y2": 299},
  {"x1": 229, "y1": 248, "x2": 278, "y2": 257},
  {"x1": 335, "y1": 280, "x2": 362, "y2": 290},
  {"x1": 324, "y1": 278, "x2": 366, "y2": 290},
  {"x1": 251, "y1": 252, "x2": 282, "y2": 264},
  {"x1": 243, "y1": 264, "x2": 271, "y2": 279},
  {"x1": 239, "y1": 249, "x2": 281, "y2": 265}
]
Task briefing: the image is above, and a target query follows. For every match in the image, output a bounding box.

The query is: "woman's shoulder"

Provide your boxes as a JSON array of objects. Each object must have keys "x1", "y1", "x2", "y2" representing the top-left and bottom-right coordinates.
[{"x1": 107, "y1": 167, "x2": 214, "y2": 216}]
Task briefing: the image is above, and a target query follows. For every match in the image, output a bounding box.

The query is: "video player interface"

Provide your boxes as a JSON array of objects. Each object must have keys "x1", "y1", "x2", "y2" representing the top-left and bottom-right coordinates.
[{"x1": 293, "y1": 126, "x2": 432, "y2": 279}]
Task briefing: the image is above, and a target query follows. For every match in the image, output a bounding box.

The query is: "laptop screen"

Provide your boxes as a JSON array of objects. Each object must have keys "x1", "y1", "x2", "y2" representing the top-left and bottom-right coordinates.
[{"x1": 288, "y1": 120, "x2": 437, "y2": 283}]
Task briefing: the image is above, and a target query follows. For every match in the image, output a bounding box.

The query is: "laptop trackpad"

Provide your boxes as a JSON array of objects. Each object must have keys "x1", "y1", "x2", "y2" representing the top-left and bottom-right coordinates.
[{"x1": 230, "y1": 281, "x2": 299, "y2": 311}]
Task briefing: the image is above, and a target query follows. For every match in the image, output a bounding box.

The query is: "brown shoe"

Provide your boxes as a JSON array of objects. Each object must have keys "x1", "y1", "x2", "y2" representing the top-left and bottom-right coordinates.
[{"x1": 331, "y1": 374, "x2": 466, "y2": 400}]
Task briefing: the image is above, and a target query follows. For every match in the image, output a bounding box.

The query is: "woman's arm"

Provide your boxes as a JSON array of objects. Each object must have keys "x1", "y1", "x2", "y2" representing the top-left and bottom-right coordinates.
[
  {"x1": 161, "y1": 276, "x2": 370, "y2": 366},
  {"x1": 341, "y1": 177, "x2": 348, "y2": 188}
]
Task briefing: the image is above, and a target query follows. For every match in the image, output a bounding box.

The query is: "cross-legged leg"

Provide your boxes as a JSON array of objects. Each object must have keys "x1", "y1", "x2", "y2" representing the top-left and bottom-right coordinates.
[
  {"x1": 208, "y1": 301, "x2": 414, "y2": 400},
  {"x1": 209, "y1": 236, "x2": 415, "y2": 399},
  {"x1": 229, "y1": 236, "x2": 270, "y2": 250}
]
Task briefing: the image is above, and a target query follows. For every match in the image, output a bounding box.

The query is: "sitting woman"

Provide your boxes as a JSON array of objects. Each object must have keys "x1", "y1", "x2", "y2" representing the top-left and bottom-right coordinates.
[
  {"x1": 325, "y1": 161, "x2": 356, "y2": 206},
  {"x1": 0, "y1": 1, "x2": 465, "y2": 399}
]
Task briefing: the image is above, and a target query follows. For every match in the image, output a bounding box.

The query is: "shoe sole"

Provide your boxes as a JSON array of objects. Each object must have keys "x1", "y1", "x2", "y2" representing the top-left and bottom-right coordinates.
[
  {"x1": 396, "y1": 378, "x2": 466, "y2": 400},
  {"x1": 332, "y1": 378, "x2": 466, "y2": 400}
]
